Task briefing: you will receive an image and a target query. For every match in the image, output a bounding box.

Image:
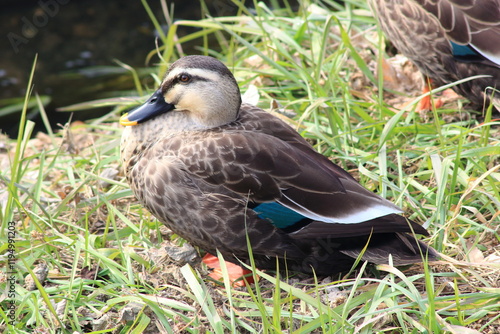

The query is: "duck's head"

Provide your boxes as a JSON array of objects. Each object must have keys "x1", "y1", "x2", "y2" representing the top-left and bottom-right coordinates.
[{"x1": 120, "y1": 55, "x2": 242, "y2": 130}]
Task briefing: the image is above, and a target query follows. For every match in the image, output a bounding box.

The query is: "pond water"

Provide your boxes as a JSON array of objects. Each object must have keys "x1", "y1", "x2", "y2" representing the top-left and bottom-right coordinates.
[{"x1": 0, "y1": 0, "x2": 241, "y2": 138}]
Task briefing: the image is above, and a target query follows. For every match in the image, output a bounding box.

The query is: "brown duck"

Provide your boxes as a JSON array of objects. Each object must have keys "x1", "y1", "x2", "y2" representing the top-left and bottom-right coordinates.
[{"x1": 120, "y1": 55, "x2": 437, "y2": 276}]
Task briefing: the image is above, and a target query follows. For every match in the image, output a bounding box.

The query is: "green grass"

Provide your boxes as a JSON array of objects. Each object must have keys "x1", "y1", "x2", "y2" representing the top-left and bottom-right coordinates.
[{"x1": 1, "y1": 0, "x2": 499, "y2": 332}]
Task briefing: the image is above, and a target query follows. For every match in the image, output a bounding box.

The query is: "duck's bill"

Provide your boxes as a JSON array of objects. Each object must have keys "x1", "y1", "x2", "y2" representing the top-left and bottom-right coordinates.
[{"x1": 120, "y1": 89, "x2": 175, "y2": 126}]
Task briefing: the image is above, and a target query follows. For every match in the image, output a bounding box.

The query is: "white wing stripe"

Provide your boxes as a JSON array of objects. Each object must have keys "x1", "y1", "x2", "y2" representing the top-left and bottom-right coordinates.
[{"x1": 280, "y1": 193, "x2": 402, "y2": 224}]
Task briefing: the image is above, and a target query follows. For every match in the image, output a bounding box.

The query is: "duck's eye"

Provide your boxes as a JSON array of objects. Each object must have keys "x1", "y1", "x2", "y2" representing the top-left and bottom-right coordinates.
[{"x1": 179, "y1": 74, "x2": 191, "y2": 83}]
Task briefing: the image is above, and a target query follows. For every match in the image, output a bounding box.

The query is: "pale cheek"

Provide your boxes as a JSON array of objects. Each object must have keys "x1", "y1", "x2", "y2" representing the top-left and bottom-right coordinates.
[
  {"x1": 177, "y1": 93, "x2": 210, "y2": 121},
  {"x1": 164, "y1": 88, "x2": 179, "y2": 103}
]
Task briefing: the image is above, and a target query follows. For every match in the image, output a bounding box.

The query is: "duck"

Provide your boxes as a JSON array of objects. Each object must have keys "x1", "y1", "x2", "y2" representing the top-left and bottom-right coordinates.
[
  {"x1": 368, "y1": 0, "x2": 500, "y2": 111},
  {"x1": 120, "y1": 55, "x2": 437, "y2": 279}
]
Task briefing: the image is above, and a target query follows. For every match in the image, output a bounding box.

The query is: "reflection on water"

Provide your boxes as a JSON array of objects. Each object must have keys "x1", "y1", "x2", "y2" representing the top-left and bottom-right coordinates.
[{"x1": 1, "y1": 0, "x2": 240, "y2": 138}]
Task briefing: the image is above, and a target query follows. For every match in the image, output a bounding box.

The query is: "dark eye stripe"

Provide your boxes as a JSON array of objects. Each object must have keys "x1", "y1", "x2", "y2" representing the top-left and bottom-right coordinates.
[
  {"x1": 181, "y1": 74, "x2": 211, "y2": 82},
  {"x1": 162, "y1": 73, "x2": 212, "y2": 93}
]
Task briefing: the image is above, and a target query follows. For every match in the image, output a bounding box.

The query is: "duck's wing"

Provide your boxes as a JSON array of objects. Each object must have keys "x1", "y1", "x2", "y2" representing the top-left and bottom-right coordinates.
[
  {"x1": 375, "y1": 0, "x2": 500, "y2": 66},
  {"x1": 417, "y1": 0, "x2": 500, "y2": 66},
  {"x1": 175, "y1": 127, "x2": 423, "y2": 236},
  {"x1": 369, "y1": 0, "x2": 500, "y2": 107}
]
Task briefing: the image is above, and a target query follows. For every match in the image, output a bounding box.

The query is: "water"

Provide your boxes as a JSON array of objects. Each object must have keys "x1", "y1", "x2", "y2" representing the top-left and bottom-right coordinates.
[{"x1": 0, "y1": 0, "x2": 241, "y2": 138}]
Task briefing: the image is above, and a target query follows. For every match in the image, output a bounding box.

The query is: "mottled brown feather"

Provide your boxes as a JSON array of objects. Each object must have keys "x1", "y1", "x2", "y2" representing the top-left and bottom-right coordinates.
[{"x1": 370, "y1": 0, "x2": 500, "y2": 109}]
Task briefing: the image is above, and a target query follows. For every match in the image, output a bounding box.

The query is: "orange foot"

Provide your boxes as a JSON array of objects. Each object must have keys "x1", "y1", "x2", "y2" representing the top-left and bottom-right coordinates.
[
  {"x1": 202, "y1": 253, "x2": 255, "y2": 287},
  {"x1": 417, "y1": 79, "x2": 444, "y2": 112}
]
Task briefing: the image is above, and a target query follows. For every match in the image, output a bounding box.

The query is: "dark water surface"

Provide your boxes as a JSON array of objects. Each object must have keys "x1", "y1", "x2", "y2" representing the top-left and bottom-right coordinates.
[{"x1": 1, "y1": 0, "x2": 240, "y2": 138}]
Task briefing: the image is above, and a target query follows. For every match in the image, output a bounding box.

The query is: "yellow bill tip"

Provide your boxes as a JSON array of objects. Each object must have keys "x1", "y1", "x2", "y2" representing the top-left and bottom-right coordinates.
[{"x1": 119, "y1": 113, "x2": 138, "y2": 126}]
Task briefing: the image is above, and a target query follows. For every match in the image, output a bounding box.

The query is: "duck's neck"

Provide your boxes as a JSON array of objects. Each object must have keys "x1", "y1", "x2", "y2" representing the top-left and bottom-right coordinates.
[{"x1": 120, "y1": 111, "x2": 210, "y2": 167}]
